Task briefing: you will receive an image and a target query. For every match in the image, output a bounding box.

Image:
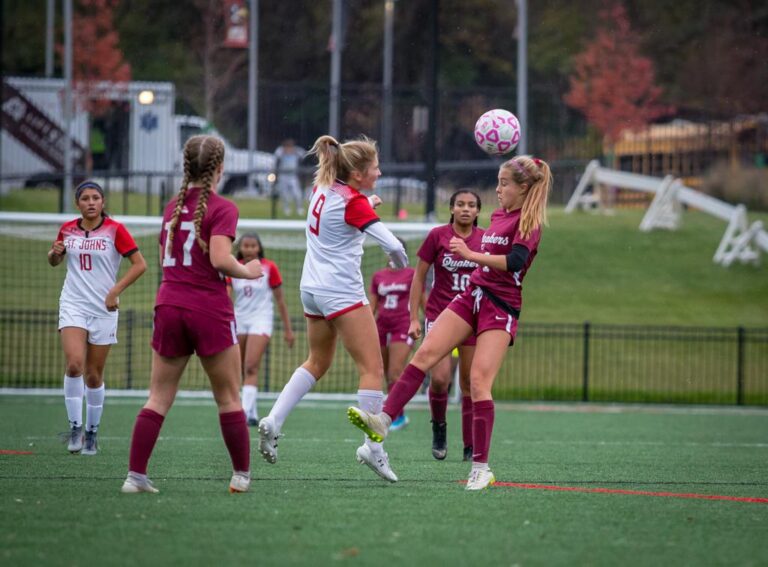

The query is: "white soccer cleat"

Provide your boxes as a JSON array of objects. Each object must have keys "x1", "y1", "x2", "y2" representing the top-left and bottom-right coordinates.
[
  {"x1": 356, "y1": 444, "x2": 398, "y2": 483},
  {"x1": 229, "y1": 471, "x2": 251, "y2": 493},
  {"x1": 258, "y1": 416, "x2": 280, "y2": 464},
  {"x1": 121, "y1": 472, "x2": 159, "y2": 494},
  {"x1": 67, "y1": 425, "x2": 84, "y2": 453},
  {"x1": 346, "y1": 407, "x2": 389, "y2": 443},
  {"x1": 81, "y1": 430, "x2": 98, "y2": 456},
  {"x1": 465, "y1": 468, "x2": 496, "y2": 491}
]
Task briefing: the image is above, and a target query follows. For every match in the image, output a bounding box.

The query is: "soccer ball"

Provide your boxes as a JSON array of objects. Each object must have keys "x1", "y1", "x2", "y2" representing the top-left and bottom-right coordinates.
[{"x1": 473, "y1": 109, "x2": 521, "y2": 156}]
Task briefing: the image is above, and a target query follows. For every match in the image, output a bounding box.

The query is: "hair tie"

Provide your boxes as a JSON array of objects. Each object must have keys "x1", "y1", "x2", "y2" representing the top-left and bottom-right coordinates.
[{"x1": 533, "y1": 158, "x2": 543, "y2": 167}]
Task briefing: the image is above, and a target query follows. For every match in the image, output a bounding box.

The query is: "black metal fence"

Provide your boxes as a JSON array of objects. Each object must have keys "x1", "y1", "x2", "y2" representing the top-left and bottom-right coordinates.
[{"x1": 1, "y1": 308, "x2": 765, "y2": 406}]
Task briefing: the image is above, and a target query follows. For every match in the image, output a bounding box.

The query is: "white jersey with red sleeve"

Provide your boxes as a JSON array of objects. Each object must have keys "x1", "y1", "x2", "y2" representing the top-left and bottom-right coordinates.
[
  {"x1": 300, "y1": 181, "x2": 381, "y2": 299},
  {"x1": 230, "y1": 258, "x2": 282, "y2": 322},
  {"x1": 56, "y1": 216, "x2": 139, "y2": 317}
]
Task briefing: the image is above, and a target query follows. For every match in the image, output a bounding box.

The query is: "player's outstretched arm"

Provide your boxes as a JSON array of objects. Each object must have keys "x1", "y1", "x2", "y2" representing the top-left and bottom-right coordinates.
[
  {"x1": 364, "y1": 222, "x2": 408, "y2": 268},
  {"x1": 209, "y1": 235, "x2": 263, "y2": 279}
]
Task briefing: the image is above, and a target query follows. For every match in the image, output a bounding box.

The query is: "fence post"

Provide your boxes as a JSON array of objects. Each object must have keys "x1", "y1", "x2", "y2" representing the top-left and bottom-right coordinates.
[
  {"x1": 737, "y1": 326, "x2": 745, "y2": 405},
  {"x1": 582, "y1": 321, "x2": 591, "y2": 402},
  {"x1": 125, "y1": 309, "x2": 134, "y2": 389}
]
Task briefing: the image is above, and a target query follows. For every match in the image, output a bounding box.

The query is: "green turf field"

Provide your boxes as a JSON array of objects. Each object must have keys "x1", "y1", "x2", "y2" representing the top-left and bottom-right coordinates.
[{"x1": 1, "y1": 396, "x2": 767, "y2": 566}]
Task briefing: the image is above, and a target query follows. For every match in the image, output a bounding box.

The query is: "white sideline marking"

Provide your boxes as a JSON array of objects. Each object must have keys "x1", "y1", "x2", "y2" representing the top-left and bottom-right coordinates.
[{"x1": 501, "y1": 440, "x2": 768, "y2": 448}]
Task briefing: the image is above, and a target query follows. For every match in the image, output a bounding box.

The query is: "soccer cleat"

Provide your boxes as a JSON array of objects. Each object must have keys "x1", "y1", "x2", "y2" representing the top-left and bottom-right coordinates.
[
  {"x1": 121, "y1": 473, "x2": 159, "y2": 494},
  {"x1": 463, "y1": 445, "x2": 473, "y2": 462},
  {"x1": 81, "y1": 430, "x2": 99, "y2": 456},
  {"x1": 228, "y1": 471, "x2": 251, "y2": 493},
  {"x1": 465, "y1": 468, "x2": 496, "y2": 491},
  {"x1": 67, "y1": 425, "x2": 84, "y2": 453},
  {"x1": 356, "y1": 444, "x2": 398, "y2": 483},
  {"x1": 431, "y1": 421, "x2": 447, "y2": 460},
  {"x1": 389, "y1": 414, "x2": 410, "y2": 432},
  {"x1": 346, "y1": 407, "x2": 389, "y2": 443},
  {"x1": 247, "y1": 417, "x2": 260, "y2": 427},
  {"x1": 258, "y1": 416, "x2": 280, "y2": 464}
]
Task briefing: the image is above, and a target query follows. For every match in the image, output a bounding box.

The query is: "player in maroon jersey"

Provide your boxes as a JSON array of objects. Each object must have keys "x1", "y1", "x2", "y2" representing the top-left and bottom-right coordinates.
[
  {"x1": 121, "y1": 135, "x2": 264, "y2": 495},
  {"x1": 348, "y1": 155, "x2": 552, "y2": 490},
  {"x1": 369, "y1": 240, "x2": 423, "y2": 431},
  {"x1": 48, "y1": 180, "x2": 147, "y2": 456},
  {"x1": 408, "y1": 190, "x2": 483, "y2": 461}
]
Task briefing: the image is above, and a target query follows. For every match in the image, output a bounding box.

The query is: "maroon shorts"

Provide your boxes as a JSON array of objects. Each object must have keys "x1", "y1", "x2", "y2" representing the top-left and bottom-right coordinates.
[
  {"x1": 425, "y1": 317, "x2": 478, "y2": 347},
  {"x1": 152, "y1": 305, "x2": 238, "y2": 358},
  {"x1": 445, "y1": 285, "x2": 518, "y2": 345},
  {"x1": 377, "y1": 320, "x2": 414, "y2": 347}
]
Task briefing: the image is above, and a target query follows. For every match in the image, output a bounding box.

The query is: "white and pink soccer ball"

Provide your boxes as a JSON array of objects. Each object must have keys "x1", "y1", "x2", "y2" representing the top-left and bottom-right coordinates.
[{"x1": 473, "y1": 109, "x2": 521, "y2": 156}]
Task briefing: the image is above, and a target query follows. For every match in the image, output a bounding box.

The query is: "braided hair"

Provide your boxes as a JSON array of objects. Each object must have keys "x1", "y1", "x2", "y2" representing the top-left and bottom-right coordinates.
[{"x1": 166, "y1": 135, "x2": 226, "y2": 255}]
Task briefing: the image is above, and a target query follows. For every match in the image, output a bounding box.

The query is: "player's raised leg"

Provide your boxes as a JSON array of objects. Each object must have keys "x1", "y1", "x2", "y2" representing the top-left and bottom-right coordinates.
[{"x1": 259, "y1": 316, "x2": 332, "y2": 464}]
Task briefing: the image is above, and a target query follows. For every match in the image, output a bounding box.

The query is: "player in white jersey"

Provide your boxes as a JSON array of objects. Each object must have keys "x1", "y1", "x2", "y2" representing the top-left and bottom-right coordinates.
[
  {"x1": 259, "y1": 134, "x2": 407, "y2": 482},
  {"x1": 47, "y1": 181, "x2": 147, "y2": 455},
  {"x1": 228, "y1": 233, "x2": 295, "y2": 426}
]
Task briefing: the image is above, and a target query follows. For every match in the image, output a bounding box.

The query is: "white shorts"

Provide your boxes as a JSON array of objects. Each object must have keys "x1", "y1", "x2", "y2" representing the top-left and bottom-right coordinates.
[
  {"x1": 235, "y1": 316, "x2": 273, "y2": 336},
  {"x1": 58, "y1": 307, "x2": 118, "y2": 345},
  {"x1": 301, "y1": 291, "x2": 368, "y2": 320}
]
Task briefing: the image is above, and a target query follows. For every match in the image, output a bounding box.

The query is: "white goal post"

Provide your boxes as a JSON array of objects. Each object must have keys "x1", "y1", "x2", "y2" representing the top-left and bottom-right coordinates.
[{"x1": 566, "y1": 161, "x2": 767, "y2": 267}]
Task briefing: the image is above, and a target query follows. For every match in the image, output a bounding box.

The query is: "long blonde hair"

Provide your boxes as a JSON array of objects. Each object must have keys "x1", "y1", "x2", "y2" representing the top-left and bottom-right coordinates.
[
  {"x1": 501, "y1": 155, "x2": 552, "y2": 238},
  {"x1": 167, "y1": 135, "x2": 225, "y2": 254},
  {"x1": 308, "y1": 134, "x2": 378, "y2": 188}
]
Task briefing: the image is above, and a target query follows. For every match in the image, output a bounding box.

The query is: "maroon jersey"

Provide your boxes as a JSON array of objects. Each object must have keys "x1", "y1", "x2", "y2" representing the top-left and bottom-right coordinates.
[
  {"x1": 156, "y1": 187, "x2": 239, "y2": 320},
  {"x1": 470, "y1": 208, "x2": 541, "y2": 310},
  {"x1": 417, "y1": 224, "x2": 485, "y2": 320},
  {"x1": 370, "y1": 267, "x2": 415, "y2": 329}
]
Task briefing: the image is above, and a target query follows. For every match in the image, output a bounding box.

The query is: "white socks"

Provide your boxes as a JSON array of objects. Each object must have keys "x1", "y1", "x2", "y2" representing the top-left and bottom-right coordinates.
[
  {"x1": 358, "y1": 389, "x2": 384, "y2": 453},
  {"x1": 268, "y1": 367, "x2": 317, "y2": 431},
  {"x1": 64, "y1": 375, "x2": 84, "y2": 427},
  {"x1": 472, "y1": 461, "x2": 490, "y2": 471},
  {"x1": 85, "y1": 384, "x2": 105, "y2": 432},
  {"x1": 242, "y1": 385, "x2": 258, "y2": 420}
]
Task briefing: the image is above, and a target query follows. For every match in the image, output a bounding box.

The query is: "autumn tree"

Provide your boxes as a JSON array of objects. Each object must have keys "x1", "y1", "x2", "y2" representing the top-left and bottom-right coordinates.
[
  {"x1": 71, "y1": 0, "x2": 131, "y2": 113},
  {"x1": 564, "y1": 2, "x2": 672, "y2": 143}
]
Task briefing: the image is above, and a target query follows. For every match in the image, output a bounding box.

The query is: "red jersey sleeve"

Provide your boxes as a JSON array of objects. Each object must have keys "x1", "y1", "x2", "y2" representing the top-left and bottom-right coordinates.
[
  {"x1": 114, "y1": 222, "x2": 139, "y2": 256},
  {"x1": 417, "y1": 228, "x2": 439, "y2": 264},
  {"x1": 344, "y1": 194, "x2": 380, "y2": 231},
  {"x1": 513, "y1": 226, "x2": 541, "y2": 251},
  {"x1": 209, "y1": 200, "x2": 239, "y2": 240},
  {"x1": 265, "y1": 259, "x2": 283, "y2": 288}
]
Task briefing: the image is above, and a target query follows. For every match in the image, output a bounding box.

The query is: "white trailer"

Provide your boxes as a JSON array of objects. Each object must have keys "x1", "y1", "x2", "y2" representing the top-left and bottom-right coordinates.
[{"x1": 1, "y1": 77, "x2": 273, "y2": 195}]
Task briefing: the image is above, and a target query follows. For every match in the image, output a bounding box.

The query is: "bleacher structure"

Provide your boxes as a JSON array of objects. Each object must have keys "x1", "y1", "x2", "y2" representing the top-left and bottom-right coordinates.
[{"x1": 566, "y1": 159, "x2": 767, "y2": 267}]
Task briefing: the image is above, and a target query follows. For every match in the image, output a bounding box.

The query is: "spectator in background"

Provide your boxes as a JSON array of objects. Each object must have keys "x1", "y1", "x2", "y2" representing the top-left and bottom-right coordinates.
[{"x1": 273, "y1": 138, "x2": 307, "y2": 217}]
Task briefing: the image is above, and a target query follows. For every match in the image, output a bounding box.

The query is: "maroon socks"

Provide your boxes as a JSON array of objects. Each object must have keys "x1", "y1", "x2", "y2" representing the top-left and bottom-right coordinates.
[
  {"x1": 383, "y1": 364, "x2": 426, "y2": 419},
  {"x1": 471, "y1": 399, "x2": 495, "y2": 463},
  {"x1": 429, "y1": 389, "x2": 448, "y2": 424},
  {"x1": 461, "y1": 396, "x2": 473, "y2": 449},
  {"x1": 128, "y1": 408, "x2": 165, "y2": 475},
  {"x1": 219, "y1": 410, "x2": 251, "y2": 473}
]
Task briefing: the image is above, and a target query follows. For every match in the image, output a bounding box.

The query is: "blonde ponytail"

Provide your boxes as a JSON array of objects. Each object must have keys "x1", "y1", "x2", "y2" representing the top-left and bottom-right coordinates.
[
  {"x1": 502, "y1": 155, "x2": 552, "y2": 238},
  {"x1": 309, "y1": 134, "x2": 379, "y2": 188}
]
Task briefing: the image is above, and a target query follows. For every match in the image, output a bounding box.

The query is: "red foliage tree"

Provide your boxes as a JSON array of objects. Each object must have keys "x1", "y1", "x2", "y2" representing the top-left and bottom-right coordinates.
[
  {"x1": 564, "y1": 2, "x2": 672, "y2": 143},
  {"x1": 67, "y1": 0, "x2": 132, "y2": 114}
]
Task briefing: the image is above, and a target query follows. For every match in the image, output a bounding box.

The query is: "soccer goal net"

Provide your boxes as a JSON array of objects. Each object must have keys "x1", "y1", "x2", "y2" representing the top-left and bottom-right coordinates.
[{"x1": 0, "y1": 212, "x2": 435, "y2": 400}]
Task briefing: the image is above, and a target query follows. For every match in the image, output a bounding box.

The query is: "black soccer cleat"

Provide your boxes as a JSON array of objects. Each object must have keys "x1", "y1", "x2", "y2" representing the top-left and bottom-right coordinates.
[{"x1": 431, "y1": 420, "x2": 447, "y2": 460}]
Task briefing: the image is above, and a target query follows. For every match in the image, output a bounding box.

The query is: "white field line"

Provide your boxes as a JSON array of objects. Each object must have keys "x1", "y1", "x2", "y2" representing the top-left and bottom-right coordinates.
[
  {"x1": 2, "y1": 389, "x2": 767, "y2": 416},
  {"x1": 19, "y1": 435, "x2": 768, "y2": 449}
]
